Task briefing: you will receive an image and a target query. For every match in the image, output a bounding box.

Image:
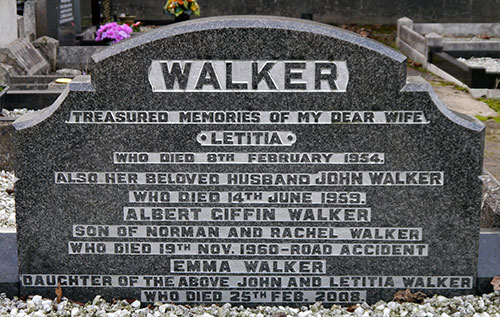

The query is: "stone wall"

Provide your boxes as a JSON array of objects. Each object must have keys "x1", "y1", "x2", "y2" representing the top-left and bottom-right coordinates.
[{"x1": 111, "y1": 0, "x2": 500, "y2": 24}]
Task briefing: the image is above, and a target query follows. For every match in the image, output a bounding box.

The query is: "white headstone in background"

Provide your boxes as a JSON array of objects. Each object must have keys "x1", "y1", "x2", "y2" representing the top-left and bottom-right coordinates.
[{"x1": 0, "y1": 0, "x2": 18, "y2": 47}]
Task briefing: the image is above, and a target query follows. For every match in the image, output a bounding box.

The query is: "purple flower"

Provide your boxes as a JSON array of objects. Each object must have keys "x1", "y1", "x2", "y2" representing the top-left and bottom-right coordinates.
[{"x1": 96, "y1": 22, "x2": 133, "y2": 43}]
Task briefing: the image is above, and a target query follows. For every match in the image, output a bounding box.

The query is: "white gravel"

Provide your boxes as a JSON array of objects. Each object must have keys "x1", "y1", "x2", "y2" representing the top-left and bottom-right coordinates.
[
  {"x1": 1, "y1": 292, "x2": 500, "y2": 316},
  {"x1": 1, "y1": 108, "x2": 34, "y2": 118},
  {"x1": 0, "y1": 170, "x2": 15, "y2": 228},
  {"x1": 458, "y1": 57, "x2": 500, "y2": 74}
]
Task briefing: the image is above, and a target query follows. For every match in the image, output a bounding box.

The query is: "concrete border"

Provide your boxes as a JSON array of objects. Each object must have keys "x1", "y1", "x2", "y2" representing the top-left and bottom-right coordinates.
[
  {"x1": 397, "y1": 17, "x2": 500, "y2": 92},
  {"x1": 414, "y1": 23, "x2": 500, "y2": 37}
]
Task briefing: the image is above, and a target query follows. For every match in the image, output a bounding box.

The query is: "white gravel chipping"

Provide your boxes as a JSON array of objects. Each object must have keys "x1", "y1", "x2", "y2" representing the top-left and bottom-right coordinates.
[
  {"x1": 1, "y1": 108, "x2": 34, "y2": 118},
  {"x1": 1, "y1": 293, "x2": 500, "y2": 316},
  {"x1": 458, "y1": 57, "x2": 500, "y2": 74},
  {"x1": 0, "y1": 170, "x2": 15, "y2": 228}
]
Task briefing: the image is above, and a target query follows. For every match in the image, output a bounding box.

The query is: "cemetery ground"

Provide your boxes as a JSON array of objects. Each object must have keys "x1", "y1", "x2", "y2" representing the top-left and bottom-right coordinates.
[
  {"x1": 337, "y1": 24, "x2": 500, "y2": 180},
  {"x1": 1, "y1": 20, "x2": 500, "y2": 316}
]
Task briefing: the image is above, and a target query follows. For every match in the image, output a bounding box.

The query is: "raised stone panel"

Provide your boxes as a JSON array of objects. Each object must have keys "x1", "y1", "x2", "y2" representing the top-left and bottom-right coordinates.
[{"x1": 14, "y1": 16, "x2": 484, "y2": 305}]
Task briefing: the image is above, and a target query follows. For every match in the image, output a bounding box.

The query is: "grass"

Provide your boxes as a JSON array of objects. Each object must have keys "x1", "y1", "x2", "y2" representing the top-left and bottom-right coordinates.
[
  {"x1": 476, "y1": 98, "x2": 500, "y2": 122},
  {"x1": 455, "y1": 85, "x2": 469, "y2": 93},
  {"x1": 431, "y1": 80, "x2": 469, "y2": 92},
  {"x1": 325, "y1": 23, "x2": 500, "y2": 117},
  {"x1": 479, "y1": 98, "x2": 500, "y2": 113},
  {"x1": 476, "y1": 115, "x2": 500, "y2": 123}
]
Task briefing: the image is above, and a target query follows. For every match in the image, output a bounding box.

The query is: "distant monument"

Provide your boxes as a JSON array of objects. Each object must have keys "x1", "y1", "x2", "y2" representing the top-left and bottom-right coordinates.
[
  {"x1": 15, "y1": 16, "x2": 484, "y2": 304},
  {"x1": 37, "y1": 0, "x2": 77, "y2": 45}
]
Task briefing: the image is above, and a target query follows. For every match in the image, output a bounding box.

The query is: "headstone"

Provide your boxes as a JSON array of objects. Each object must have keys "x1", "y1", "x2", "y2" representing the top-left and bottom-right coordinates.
[
  {"x1": 14, "y1": 16, "x2": 484, "y2": 305},
  {"x1": 0, "y1": 39, "x2": 50, "y2": 75},
  {"x1": 73, "y1": 0, "x2": 82, "y2": 33},
  {"x1": 33, "y1": 36, "x2": 59, "y2": 72},
  {"x1": 57, "y1": 0, "x2": 77, "y2": 45},
  {"x1": 38, "y1": 0, "x2": 77, "y2": 45},
  {"x1": 23, "y1": 0, "x2": 37, "y2": 42},
  {"x1": 0, "y1": 0, "x2": 18, "y2": 47},
  {"x1": 35, "y1": 0, "x2": 48, "y2": 39}
]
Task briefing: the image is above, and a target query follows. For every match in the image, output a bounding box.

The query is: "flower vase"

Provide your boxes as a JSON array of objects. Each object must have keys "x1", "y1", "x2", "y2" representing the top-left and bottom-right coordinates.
[
  {"x1": 175, "y1": 13, "x2": 190, "y2": 23},
  {"x1": 119, "y1": 15, "x2": 136, "y2": 25},
  {"x1": 99, "y1": 38, "x2": 113, "y2": 46}
]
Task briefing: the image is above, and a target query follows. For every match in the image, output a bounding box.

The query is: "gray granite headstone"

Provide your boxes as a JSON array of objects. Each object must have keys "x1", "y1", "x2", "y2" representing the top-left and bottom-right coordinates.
[
  {"x1": 14, "y1": 16, "x2": 484, "y2": 305},
  {"x1": 56, "y1": 0, "x2": 76, "y2": 46},
  {"x1": 42, "y1": 0, "x2": 76, "y2": 46}
]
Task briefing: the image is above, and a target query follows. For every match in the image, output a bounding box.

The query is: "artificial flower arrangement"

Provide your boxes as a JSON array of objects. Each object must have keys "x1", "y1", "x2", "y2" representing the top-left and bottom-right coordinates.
[
  {"x1": 164, "y1": 0, "x2": 200, "y2": 17},
  {"x1": 95, "y1": 22, "x2": 134, "y2": 43},
  {"x1": 131, "y1": 21, "x2": 142, "y2": 32}
]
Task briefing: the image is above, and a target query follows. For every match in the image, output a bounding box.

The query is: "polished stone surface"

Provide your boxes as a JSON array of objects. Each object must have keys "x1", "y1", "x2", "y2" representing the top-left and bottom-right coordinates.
[
  {"x1": 15, "y1": 16, "x2": 484, "y2": 304},
  {"x1": 477, "y1": 229, "x2": 500, "y2": 294}
]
